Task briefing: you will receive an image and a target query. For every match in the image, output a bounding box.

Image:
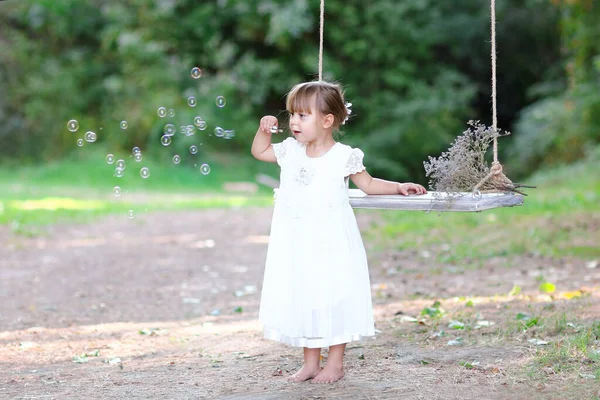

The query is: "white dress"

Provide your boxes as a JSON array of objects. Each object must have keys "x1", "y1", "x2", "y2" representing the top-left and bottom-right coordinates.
[{"x1": 258, "y1": 137, "x2": 375, "y2": 348}]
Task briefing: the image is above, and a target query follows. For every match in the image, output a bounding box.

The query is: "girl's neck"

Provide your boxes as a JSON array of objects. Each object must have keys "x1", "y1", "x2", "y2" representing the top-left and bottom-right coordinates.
[{"x1": 304, "y1": 132, "x2": 336, "y2": 157}]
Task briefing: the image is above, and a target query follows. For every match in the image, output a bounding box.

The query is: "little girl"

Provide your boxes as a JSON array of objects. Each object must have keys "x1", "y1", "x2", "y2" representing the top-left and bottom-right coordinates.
[{"x1": 251, "y1": 81, "x2": 427, "y2": 384}]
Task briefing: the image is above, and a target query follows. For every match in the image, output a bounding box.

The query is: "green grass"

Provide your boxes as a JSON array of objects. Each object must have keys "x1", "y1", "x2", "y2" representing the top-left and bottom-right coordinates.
[
  {"x1": 1, "y1": 145, "x2": 598, "y2": 241},
  {"x1": 0, "y1": 144, "x2": 279, "y2": 196},
  {"x1": 0, "y1": 146, "x2": 277, "y2": 228},
  {"x1": 527, "y1": 320, "x2": 600, "y2": 382}
]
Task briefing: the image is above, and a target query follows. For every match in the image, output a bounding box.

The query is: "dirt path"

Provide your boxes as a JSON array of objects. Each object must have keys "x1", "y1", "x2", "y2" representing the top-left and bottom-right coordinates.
[{"x1": 0, "y1": 208, "x2": 598, "y2": 399}]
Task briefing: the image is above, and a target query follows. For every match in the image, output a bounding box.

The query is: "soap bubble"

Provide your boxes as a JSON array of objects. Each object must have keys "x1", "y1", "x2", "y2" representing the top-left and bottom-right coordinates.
[
  {"x1": 191, "y1": 67, "x2": 202, "y2": 79},
  {"x1": 128, "y1": 210, "x2": 135, "y2": 219},
  {"x1": 85, "y1": 131, "x2": 97, "y2": 143},
  {"x1": 164, "y1": 124, "x2": 175, "y2": 136},
  {"x1": 215, "y1": 96, "x2": 226, "y2": 108},
  {"x1": 105, "y1": 154, "x2": 115, "y2": 164},
  {"x1": 214, "y1": 127, "x2": 224, "y2": 137},
  {"x1": 200, "y1": 163, "x2": 211, "y2": 175},
  {"x1": 194, "y1": 116, "x2": 204, "y2": 127},
  {"x1": 187, "y1": 96, "x2": 197, "y2": 107},
  {"x1": 185, "y1": 125, "x2": 195, "y2": 136},
  {"x1": 114, "y1": 168, "x2": 124, "y2": 178},
  {"x1": 134, "y1": 153, "x2": 143, "y2": 162},
  {"x1": 173, "y1": 155, "x2": 181, "y2": 164},
  {"x1": 168, "y1": 109, "x2": 175, "y2": 118},
  {"x1": 67, "y1": 119, "x2": 79, "y2": 132},
  {"x1": 223, "y1": 129, "x2": 235, "y2": 139},
  {"x1": 161, "y1": 135, "x2": 172, "y2": 146},
  {"x1": 157, "y1": 107, "x2": 167, "y2": 117},
  {"x1": 132, "y1": 146, "x2": 141, "y2": 155},
  {"x1": 116, "y1": 159, "x2": 126, "y2": 170},
  {"x1": 190, "y1": 145, "x2": 198, "y2": 154},
  {"x1": 120, "y1": 121, "x2": 128, "y2": 129},
  {"x1": 113, "y1": 186, "x2": 122, "y2": 197},
  {"x1": 77, "y1": 138, "x2": 84, "y2": 147},
  {"x1": 197, "y1": 120, "x2": 207, "y2": 130},
  {"x1": 140, "y1": 167, "x2": 150, "y2": 178}
]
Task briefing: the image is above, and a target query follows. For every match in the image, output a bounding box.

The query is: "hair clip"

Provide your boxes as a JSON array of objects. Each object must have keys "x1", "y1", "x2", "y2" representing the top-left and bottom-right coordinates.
[{"x1": 342, "y1": 102, "x2": 352, "y2": 125}]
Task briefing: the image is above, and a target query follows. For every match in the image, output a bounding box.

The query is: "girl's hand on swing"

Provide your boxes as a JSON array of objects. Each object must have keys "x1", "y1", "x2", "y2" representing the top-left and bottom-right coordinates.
[
  {"x1": 397, "y1": 182, "x2": 427, "y2": 196},
  {"x1": 260, "y1": 115, "x2": 279, "y2": 134}
]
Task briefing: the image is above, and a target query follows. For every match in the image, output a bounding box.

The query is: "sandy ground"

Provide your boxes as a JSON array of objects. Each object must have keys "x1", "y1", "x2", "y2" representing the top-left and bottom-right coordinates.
[{"x1": 0, "y1": 207, "x2": 598, "y2": 399}]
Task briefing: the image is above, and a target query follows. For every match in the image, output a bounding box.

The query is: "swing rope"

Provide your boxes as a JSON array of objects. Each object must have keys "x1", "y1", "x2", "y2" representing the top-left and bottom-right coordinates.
[
  {"x1": 318, "y1": 0, "x2": 325, "y2": 81},
  {"x1": 472, "y1": 0, "x2": 503, "y2": 193},
  {"x1": 490, "y1": 0, "x2": 498, "y2": 164}
]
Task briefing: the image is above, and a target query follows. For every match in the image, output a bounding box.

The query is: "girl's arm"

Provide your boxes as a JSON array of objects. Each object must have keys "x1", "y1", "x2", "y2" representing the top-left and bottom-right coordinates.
[
  {"x1": 251, "y1": 115, "x2": 279, "y2": 163},
  {"x1": 350, "y1": 170, "x2": 427, "y2": 196}
]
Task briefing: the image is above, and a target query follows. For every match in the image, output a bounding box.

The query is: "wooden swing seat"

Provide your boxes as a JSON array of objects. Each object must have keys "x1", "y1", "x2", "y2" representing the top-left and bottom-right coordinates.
[
  {"x1": 348, "y1": 189, "x2": 524, "y2": 212},
  {"x1": 271, "y1": 188, "x2": 524, "y2": 212}
]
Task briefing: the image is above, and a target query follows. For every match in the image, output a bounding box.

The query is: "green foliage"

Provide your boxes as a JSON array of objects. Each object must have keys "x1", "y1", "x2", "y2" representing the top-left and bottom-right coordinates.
[
  {"x1": 508, "y1": 0, "x2": 600, "y2": 176},
  {"x1": 0, "y1": 0, "x2": 564, "y2": 182}
]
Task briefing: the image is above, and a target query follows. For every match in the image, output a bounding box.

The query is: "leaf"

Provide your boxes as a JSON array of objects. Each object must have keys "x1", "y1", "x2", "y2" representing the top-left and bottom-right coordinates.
[
  {"x1": 428, "y1": 330, "x2": 446, "y2": 339},
  {"x1": 539, "y1": 282, "x2": 556, "y2": 293},
  {"x1": 448, "y1": 321, "x2": 465, "y2": 330},
  {"x1": 475, "y1": 320, "x2": 495, "y2": 328},
  {"x1": 516, "y1": 312, "x2": 531, "y2": 321},
  {"x1": 516, "y1": 313, "x2": 539, "y2": 328},
  {"x1": 508, "y1": 285, "x2": 521, "y2": 297},
  {"x1": 19, "y1": 342, "x2": 35, "y2": 350},
  {"x1": 447, "y1": 337, "x2": 463, "y2": 346},
  {"x1": 560, "y1": 290, "x2": 582, "y2": 299},
  {"x1": 459, "y1": 361, "x2": 479, "y2": 369},
  {"x1": 139, "y1": 328, "x2": 165, "y2": 336},
  {"x1": 399, "y1": 316, "x2": 419, "y2": 323},
  {"x1": 421, "y1": 307, "x2": 442, "y2": 318},
  {"x1": 465, "y1": 300, "x2": 474, "y2": 307},
  {"x1": 528, "y1": 338, "x2": 549, "y2": 346},
  {"x1": 566, "y1": 322, "x2": 581, "y2": 332},
  {"x1": 233, "y1": 306, "x2": 243, "y2": 313},
  {"x1": 525, "y1": 318, "x2": 539, "y2": 328},
  {"x1": 72, "y1": 354, "x2": 89, "y2": 363}
]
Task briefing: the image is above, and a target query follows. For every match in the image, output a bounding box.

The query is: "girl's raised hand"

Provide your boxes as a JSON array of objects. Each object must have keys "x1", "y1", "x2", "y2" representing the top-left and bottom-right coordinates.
[{"x1": 260, "y1": 115, "x2": 280, "y2": 134}]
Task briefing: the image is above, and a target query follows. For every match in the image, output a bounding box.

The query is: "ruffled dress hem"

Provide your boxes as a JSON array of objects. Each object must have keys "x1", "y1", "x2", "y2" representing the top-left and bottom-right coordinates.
[{"x1": 263, "y1": 327, "x2": 375, "y2": 348}]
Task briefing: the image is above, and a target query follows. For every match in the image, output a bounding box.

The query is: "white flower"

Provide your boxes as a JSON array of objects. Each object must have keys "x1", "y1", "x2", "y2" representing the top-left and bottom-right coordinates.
[{"x1": 342, "y1": 101, "x2": 352, "y2": 125}]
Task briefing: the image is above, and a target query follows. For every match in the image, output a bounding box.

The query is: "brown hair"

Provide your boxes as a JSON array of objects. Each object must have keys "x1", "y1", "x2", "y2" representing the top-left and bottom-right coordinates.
[{"x1": 285, "y1": 81, "x2": 348, "y2": 130}]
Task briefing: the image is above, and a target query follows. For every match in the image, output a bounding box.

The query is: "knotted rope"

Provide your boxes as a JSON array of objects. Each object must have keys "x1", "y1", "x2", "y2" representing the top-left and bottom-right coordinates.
[
  {"x1": 473, "y1": 0, "x2": 505, "y2": 194},
  {"x1": 318, "y1": 0, "x2": 325, "y2": 81}
]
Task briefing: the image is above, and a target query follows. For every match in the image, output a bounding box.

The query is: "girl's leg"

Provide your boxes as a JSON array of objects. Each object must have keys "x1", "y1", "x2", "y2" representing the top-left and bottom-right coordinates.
[
  {"x1": 288, "y1": 347, "x2": 322, "y2": 382},
  {"x1": 312, "y1": 343, "x2": 345, "y2": 383}
]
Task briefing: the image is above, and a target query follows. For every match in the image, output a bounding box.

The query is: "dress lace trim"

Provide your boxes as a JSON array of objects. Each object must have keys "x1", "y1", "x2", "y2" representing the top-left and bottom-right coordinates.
[
  {"x1": 345, "y1": 148, "x2": 366, "y2": 176},
  {"x1": 273, "y1": 142, "x2": 287, "y2": 160}
]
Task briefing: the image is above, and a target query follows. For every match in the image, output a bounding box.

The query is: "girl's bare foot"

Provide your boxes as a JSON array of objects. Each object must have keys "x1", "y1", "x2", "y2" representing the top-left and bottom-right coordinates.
[
  {"x1": 288, "y1": 365, "x2": 321, "y2": 382},
  {"x1": 311, "y1": 365, "x2": 344, "y2": 383}
]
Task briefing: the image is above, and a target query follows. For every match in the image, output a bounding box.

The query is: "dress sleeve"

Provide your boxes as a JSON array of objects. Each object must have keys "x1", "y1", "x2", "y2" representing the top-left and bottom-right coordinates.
[
  {"x1": 344, "y1": 147, "x2": 366, "y2": 176},
  {"x1": 272, "y1": 137, "x2": 295, "y2": 165}
]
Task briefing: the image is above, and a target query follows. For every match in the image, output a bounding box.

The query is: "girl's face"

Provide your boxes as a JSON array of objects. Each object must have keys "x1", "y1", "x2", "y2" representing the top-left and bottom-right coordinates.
[{"x1": 288, "y1": 108, "x2": 320, "y2": 144}]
